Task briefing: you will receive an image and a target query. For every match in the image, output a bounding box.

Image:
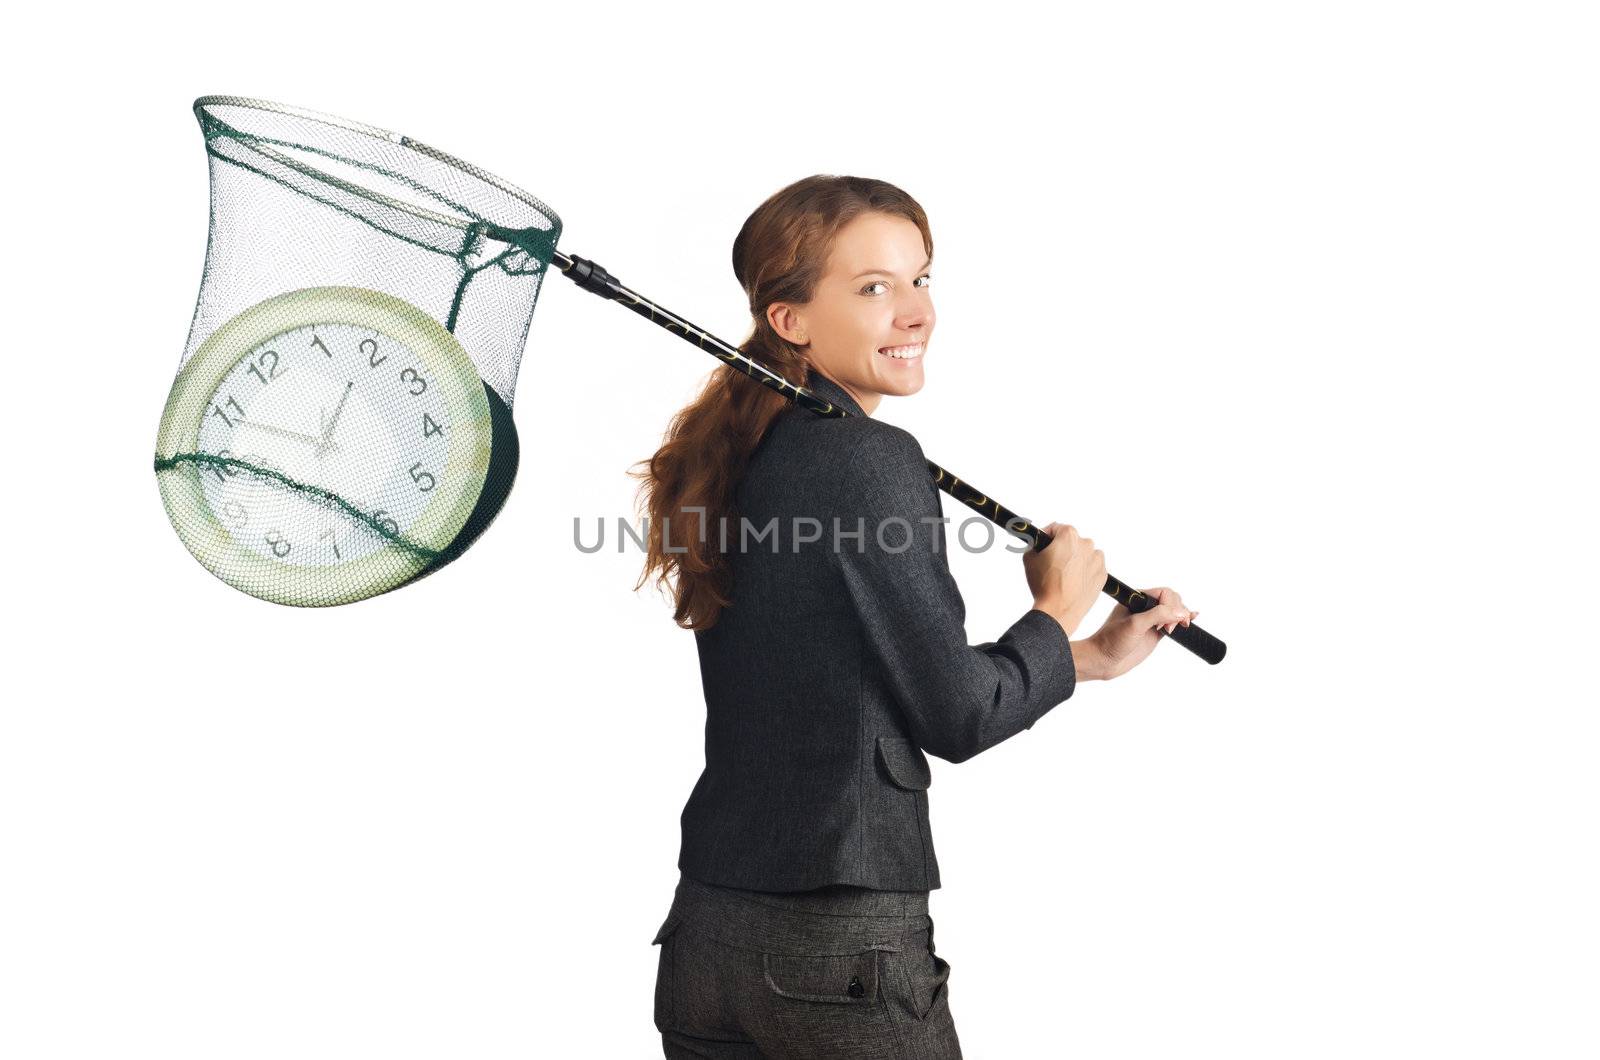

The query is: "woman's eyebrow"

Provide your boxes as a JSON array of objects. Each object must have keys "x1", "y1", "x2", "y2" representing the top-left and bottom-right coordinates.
[{"x1": 850, "y1": 258, "x2": 934, "y2": 280}]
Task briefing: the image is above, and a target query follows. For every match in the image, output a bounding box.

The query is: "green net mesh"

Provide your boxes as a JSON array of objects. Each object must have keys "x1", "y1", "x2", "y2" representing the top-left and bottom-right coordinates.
[{"x1": 154, "y1": 96, "x2": 561, "y2": 607}]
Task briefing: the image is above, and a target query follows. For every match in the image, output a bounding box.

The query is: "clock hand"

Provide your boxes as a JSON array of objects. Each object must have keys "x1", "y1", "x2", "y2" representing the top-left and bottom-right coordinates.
[
  {"x1": 237, "y1": 417, "x2": 325, "y2": 447},
  {"x1": 316, "y1": 381, "x2": 355, "y2": 458},
  {"x1": 321, "y1": 382, "x2": 354, "y2": 442}
]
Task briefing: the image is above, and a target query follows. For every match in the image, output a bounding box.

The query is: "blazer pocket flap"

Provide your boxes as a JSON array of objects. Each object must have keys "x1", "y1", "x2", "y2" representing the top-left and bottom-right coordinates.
[
  {"x1": 763, "y1": 948, "x2": 883, "y2": 1003},
  {"x1": 876, "y1": 735, "x2": 932, "y2": 791},
  {"x1": 651, "y1": 912, "x2": 683, "y2": 946}
]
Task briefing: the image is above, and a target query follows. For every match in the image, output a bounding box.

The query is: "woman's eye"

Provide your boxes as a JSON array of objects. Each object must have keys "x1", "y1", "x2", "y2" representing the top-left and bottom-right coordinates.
[{"x1": 861, "y1": 275, "x2": 932, "y2": 295}]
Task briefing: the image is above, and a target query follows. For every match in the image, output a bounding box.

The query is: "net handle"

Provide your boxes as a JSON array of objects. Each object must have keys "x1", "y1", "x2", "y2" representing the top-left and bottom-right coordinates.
[{"x1": 510, "y1": 240, "x2": 1225, "y2": 666}]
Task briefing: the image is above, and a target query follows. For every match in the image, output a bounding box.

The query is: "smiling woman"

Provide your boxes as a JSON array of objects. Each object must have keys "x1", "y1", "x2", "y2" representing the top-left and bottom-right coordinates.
[
  {"x1": 761, "y1": 209, "x2": 937, "y2": 415},
  {"x1": 630, "y1": 175, "x2": 940, "y2": 632},
  {"x1": 631, "y1": 176, "x2": 1118, "y2": 1058}
]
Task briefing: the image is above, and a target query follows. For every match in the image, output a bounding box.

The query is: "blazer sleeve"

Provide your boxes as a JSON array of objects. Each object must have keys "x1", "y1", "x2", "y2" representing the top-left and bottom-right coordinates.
[{"x1": 831, "y1": 425, "x2": 1077, "y2": 763}]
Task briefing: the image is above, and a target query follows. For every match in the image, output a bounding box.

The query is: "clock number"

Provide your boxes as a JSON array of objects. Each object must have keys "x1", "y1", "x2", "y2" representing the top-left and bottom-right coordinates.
[
  {"x1": 210, "y1": 395, "x2": 245, "y2": 429},
  {"x1": 211, "y1": 447, "x2": 240, "y2": 484},
  {"x1": 409, "y1": 462, "x2": 436, "y2": 493},
  {"x1": 373, "y1": 510, "x2": 399, "y2": 536},
  {"x1": 263, "y1": 530, "x2": 291, "y2": 559},
  {"x1": 221, "y1": 500, "x2": 248, "y2": 530},
  {"x1": 310, "y1": 334, "x2": 333, "y2": 359},
  {"x1": 362, "y1": 338, "x2": 387, "y2": 368},
  {"x1": 399, "y1": 368, "x2": 427, "y2": 396},
  {"x1": 318, "y1": 527, "x2": 342, "y2": 560},
  {"x1": 422, "y1": 413, "x2": 443, "y2": 439},
  {"x1": 245, "y1": 349, "x2": 281, "y2": 385}
]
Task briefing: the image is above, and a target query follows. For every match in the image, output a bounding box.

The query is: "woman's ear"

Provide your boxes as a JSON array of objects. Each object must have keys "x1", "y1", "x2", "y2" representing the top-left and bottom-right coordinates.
[{"x1": 766, "y1": 302, "x2": 808, "y2": 346}]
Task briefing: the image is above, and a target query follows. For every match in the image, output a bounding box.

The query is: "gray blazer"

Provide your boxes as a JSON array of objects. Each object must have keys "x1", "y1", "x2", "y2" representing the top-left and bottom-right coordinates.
[{"x1": 677, "y1": 369, "x2": 1078, "y2": 892}]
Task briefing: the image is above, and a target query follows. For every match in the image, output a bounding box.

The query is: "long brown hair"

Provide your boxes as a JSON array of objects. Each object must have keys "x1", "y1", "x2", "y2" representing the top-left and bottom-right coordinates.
[{"x1": 628, "y1": 174, "x2": 933, "y2": 631}]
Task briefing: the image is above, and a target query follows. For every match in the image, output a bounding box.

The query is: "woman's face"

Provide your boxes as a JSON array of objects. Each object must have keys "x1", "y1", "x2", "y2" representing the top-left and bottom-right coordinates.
[{"x1": 769, "y1": 212, "x2": 934, "y2": 416}]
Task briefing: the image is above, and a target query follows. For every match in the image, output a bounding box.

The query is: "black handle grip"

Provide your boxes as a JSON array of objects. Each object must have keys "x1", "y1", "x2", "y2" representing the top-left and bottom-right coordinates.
[
  {"x1": 1028, "y1": 530, "x2": 1227, "y2": 666},
  {"x1": 1118, "y1": 582, "x2": 1226, "y2": 665}
]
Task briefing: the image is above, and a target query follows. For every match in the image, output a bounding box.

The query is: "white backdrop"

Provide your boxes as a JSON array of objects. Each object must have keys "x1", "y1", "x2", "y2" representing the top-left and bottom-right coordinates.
[{"x1": 4, "y1": 2, "x2": 1596, "y2": 1057}]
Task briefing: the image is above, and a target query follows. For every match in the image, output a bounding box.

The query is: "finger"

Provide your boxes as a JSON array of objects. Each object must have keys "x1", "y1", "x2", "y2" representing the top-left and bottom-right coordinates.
[
  {"x1": 1145, "y1": 587, "x2": 1185, "y2": 610},
  {"x1": 1142, "y1": 606, "x2": 1173, "y2": 633},
  {"x1": 1151, "y1": 603, "x2": 1190, "y2": 635},
  {"x1": 1144, "y1": 588, "x2": 1193, "y2": 630}
]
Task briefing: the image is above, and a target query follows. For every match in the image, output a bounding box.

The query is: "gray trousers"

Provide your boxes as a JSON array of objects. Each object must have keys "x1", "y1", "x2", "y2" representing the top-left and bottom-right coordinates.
[{"x1": 652, "y1": 873, "x2": 963, "y2": 1058}]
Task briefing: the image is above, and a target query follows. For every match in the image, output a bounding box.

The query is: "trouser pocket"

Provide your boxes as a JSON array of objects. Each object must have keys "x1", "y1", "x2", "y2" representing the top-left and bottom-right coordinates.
[
  {"x1": 893, "y1": 923, "x2": 952, "y2": 1022},
  {"x1": 762, "y1": 945, "x2": 886, "y2": 1004},
  {"x1": 652, "y1": 912, "x2": 684, "y2": 1032}
]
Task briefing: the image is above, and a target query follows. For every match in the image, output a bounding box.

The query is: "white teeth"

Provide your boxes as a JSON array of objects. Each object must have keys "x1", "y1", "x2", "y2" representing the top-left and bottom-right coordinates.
[{"x1": 878, "y1": 344, "x2": 924, "y2": 360}]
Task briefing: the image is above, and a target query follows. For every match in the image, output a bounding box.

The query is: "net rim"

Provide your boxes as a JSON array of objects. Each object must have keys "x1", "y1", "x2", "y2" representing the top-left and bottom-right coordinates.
[{"x1": 192, "y1": 94, "x2": 563, "y2": 244}]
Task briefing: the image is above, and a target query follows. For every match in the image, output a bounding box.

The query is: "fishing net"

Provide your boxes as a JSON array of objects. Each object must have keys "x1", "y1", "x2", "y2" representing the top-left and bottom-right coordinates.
[
  {"x1": 154, "y1": 96, "x2": 560, "y2": 606},
  {"x1": 154, "y1": 96, "x2": 1225, "y2": 662}
]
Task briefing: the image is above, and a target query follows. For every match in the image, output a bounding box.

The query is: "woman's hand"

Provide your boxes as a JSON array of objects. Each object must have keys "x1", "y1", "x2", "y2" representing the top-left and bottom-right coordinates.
[
  {"x1": 1088, "y1": 586, "x2": 1196, "y2": 680},
  {"x1": 1024, "y1": 522, "x2": 1106, "y2": 637}
]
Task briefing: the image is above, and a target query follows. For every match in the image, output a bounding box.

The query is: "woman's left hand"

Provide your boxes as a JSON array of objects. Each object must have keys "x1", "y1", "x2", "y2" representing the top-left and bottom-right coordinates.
[{"x1": 1089, "y1": 587, "x2": 1196, "y2": 680}]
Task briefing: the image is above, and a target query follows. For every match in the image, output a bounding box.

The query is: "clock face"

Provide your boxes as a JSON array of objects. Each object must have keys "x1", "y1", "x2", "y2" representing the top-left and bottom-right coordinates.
[
  {"x1": 156, "y1": 287, "x2": 493, "y2": 606},
  {"x1": 195, "y1": 321, "x2": 453, "y2": 568}
]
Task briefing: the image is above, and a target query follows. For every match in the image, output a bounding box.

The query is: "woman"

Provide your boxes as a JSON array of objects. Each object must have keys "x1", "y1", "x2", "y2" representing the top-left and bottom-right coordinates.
[{"x1": 634, "y1": 176, "x2": 1196, "y2": 1058}]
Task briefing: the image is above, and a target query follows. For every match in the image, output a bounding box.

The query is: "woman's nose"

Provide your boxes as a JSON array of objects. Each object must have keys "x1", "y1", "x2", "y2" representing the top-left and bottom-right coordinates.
[
  {"x1": 896, "y1": 296, "x2": 933, "y2": 329},
  {"x1": 897, "y1": 306, "x2": 932, "y2": 331}
]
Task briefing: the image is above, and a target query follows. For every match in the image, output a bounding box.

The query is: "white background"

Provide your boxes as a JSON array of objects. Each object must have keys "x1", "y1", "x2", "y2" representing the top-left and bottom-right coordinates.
[{"x1": 4, "y1": 2, "x2": 1596, "y2": 1057}]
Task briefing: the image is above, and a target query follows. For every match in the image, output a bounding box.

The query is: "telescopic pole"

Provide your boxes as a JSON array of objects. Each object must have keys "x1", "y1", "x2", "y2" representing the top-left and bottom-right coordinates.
[{"x1": 531, "y1": 243, "x2": 1225, "y2": 665}]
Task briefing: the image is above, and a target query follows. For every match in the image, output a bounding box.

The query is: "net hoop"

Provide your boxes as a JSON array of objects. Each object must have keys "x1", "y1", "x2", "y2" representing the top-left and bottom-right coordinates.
[{"x1": 193, "y1": 95, "x2": 562, "y2": 242}]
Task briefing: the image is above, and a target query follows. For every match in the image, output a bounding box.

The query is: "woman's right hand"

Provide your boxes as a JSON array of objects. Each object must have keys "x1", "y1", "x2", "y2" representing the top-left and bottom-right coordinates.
[{"x1": 1023, "y1": 522, "x2": 1106, "y2": 636}]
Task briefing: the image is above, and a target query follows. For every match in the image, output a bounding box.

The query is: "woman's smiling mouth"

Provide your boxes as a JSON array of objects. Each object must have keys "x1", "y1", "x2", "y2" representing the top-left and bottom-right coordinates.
[{"x1": 877, "y1": 343, "x2": 924, "y2": 360}]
